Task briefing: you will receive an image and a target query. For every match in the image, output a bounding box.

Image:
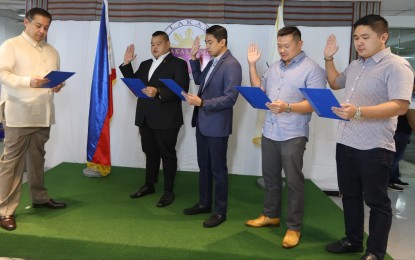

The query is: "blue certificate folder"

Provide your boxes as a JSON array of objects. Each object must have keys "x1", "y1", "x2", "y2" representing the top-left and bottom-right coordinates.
[
  {"x1": 299, "y1": 88, "x2": 346, "y2": 120},
  {"x1": 121, "y1": 78, "x2": 152, "y2": 99},
  {"x1": 42, "y1": 71, "x2": 75, "y2": 88},
  {"x1": 159, "y1": 79, "x2": 186, "y2": 101},
  {"x1": 235, "y1": 86, "x2": 271, "y2": 110}
]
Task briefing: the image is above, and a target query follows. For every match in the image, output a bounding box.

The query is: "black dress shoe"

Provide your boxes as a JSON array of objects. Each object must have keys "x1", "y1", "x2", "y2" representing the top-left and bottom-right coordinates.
[
  {"x1": 183, "y1": 203, "x2": 211, "y2": 215},
  {"x1": 130, "y1": 185, "x2": 155, "y2": 199},
  {"x1": 394, "y1": 179, "x2": 409, "y2": 187},
  {"x1": 1, "y1": 215, "x2": 16, "y2": 231},
  {"x1": 203, "y1": 213, "x2": 226, "y2": 228},
  {"x1": 33, "y1": 199, "x2": 66, "y2": 209},
  {"x1": 361, "y1": 252, "x2": 378, "y2": 260},
  {"x1": 157, "y1": 191, "x2": 175, "y2": 207},
  {"x1": 326, "y1": 237, "x2": 363, "y2": 254}
]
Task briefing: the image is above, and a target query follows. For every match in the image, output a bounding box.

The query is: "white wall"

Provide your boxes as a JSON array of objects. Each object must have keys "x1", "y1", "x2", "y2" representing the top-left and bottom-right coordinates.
[{"x1": 41, "y1": 21, "x2": 351, "y2": 190}]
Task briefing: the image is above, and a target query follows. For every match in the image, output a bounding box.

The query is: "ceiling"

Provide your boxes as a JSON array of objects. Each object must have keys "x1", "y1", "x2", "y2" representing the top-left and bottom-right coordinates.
[
  {"x1": 380, "y1": 0, "x2": 415, "y2": 16},
  {"x1": 1, "y1": 0, "x2": 415, "y2": 21},
  {"x1": 0, "y1": 0, "x2": 25, "y2": 21}
]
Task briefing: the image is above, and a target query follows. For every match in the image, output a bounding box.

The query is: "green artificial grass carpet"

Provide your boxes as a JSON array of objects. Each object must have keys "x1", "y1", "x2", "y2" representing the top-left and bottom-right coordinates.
[{"x1": 0, "y1": 162, "x2": 391, "y2": 260}]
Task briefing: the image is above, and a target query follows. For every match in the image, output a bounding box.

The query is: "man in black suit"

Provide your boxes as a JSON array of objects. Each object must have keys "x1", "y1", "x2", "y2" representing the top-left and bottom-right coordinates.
[{"x1": 119, "y1": 31, "x2": 190, "y2": 207}]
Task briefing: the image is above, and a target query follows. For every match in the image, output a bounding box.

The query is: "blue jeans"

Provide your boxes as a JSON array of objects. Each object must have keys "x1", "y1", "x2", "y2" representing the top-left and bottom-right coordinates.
[
  {"x1": 336, "y1": 143, "x2": 393, "y2": 260},
  {"x1": 389, "y1": 133, "x2": 410, "y2": 183}
]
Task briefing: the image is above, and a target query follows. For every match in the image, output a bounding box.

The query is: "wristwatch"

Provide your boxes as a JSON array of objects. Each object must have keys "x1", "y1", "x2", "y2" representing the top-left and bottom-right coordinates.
[
  {"x1": 353, "y1": 107, "x2": 361, "y2": 120},
  {"x1": 285, "y1": 103, "x2": 291, "y2": 113}
]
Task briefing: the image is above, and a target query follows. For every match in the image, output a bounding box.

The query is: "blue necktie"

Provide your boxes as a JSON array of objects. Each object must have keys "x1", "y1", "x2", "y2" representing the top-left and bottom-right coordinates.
[{"x1": 202, "y1": 59, "x2": 218, "y2": 91}]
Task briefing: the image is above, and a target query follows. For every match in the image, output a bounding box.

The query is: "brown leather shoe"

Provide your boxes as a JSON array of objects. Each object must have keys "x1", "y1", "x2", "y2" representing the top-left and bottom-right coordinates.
[
  {"x1": 282, "y1": 230, "x2": 301, "y2": 249},
  {"x1": 33, "y1": 199, "x2": 66, "y2": 209},
  {"x1": 1, "y1": 215, "x2": 16, "y2": 231},
  {"x1": 245, "y1": 214, "x2": 280, "y2": 227}
]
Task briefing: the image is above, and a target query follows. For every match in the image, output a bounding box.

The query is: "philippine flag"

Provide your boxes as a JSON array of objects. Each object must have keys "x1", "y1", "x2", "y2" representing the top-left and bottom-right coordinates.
[{"x1": 86, "y1": 0, "x2": 116, "y2": 176}]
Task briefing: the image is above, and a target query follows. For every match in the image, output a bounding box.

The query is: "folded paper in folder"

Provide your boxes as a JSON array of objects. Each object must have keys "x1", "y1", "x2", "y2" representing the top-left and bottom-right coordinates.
[
  {"x1": 121, "y1": 78, "x2": 152, "y2": 99},
  {"x1": 159, "y1": 79, "x2": 186, "y2": 101},
  {"x1": 299, "y1": 88, "x2": 346, "y2": 121},
  {"x1": 235, "y1": 86, "x2": 271, "y2": 110},
  {"x1": 42, "y1": 71, "x2": 75, "y2": 88}
]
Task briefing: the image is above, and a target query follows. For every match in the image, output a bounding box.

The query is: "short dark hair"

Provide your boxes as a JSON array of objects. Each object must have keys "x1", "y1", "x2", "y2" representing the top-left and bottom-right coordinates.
[
  {"x1": 206, "y1": 25, "x2": 228, "y2": 46},
  {"x1": 152, "y1": 31, "x2": 169, "y2": 42},
  {"x1": 278, "y1": 26, "x2": 301, "y2": 41},
  {"x1": 25, "y1": 8, "x2": 52, "y2": 22},
  {"x1": 353, "y1": 14, "x2": 388, "y2": 36}
]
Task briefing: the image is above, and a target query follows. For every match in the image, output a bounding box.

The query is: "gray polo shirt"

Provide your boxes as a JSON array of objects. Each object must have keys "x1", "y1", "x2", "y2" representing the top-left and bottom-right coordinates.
[
  {"x1": 261, "y1": 51, "x2": 327, "y2": 141},
  {"x1": 335, "y1": 47, "x2": 414, "y2": 151}
]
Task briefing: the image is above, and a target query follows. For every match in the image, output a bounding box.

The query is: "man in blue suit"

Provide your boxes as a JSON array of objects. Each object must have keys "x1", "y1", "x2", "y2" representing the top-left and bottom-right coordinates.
[{"x1": 182, "y1": 25, "x2": 242, "y2": 228}]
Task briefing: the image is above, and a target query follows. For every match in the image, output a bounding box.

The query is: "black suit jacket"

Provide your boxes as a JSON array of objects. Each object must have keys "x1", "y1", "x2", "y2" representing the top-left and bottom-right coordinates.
[{"x1": 119, "y1": 53, "x2": 190, "y2": 129}]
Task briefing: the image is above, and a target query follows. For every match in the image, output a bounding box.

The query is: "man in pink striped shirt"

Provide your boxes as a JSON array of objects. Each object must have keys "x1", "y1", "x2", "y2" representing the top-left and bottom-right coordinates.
[{"x1": 324, "y1": 14, "x2": 414, "y2": 260}]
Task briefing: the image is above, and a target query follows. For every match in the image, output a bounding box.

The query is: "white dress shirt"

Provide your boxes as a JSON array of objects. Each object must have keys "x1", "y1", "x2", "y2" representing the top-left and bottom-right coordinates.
[{"x1": 148, "y1": 52, "x2": 170, "y2": 81}]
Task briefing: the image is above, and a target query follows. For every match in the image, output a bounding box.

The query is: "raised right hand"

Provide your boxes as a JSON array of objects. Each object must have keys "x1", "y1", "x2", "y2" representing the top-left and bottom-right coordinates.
[
  {"x1": 124, "y1": 44, "x2": 137, "y2": 64},
  {"x1": 247, "y1": 43, "x2": 262, "y2": 64},
  {"x1": 190, "y1": 37, "x2": 200, "y2": 59},
  {"x1": 324, "y1": 34, "x2": 339, "y2": 60}
]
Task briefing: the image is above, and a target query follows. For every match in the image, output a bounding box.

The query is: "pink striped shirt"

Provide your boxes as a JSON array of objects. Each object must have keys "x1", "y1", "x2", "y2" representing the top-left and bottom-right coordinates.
[{"x1": 335, "y1": 47, "x2": 414, "y2": 151}]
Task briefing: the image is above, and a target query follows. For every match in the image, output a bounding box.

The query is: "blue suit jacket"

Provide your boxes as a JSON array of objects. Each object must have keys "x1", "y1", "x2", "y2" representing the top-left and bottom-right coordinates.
[{"x1": 190, "y1": 50, "x2": 242, "y2": 137}]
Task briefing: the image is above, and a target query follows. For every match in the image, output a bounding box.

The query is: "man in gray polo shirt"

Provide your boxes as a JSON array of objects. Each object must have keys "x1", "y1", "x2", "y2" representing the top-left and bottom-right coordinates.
[
  {"x1": 324, "y1": 15, "x2": 414, "y2": 260},
  {"x1": 245, "y1": 26, "x2": 326, "y2": 249}
]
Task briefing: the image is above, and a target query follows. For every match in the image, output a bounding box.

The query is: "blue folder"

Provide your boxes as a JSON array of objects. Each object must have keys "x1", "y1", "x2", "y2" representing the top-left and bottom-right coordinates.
[
  {"x1": 235, "y1": 86, "x2": 271, "y2": 110},
  {"x1": 121, "y1": 78, "x2": 152, "y2": 99},
  {"x1": 299, "y1": 88, "x2": 346, "y2": 121},
  {"x1": 159, "y1": 79, "x2": 186, "y2": 101},
  {"x1": 42, "y1": 71, "x2": 75, "y2": 88}
]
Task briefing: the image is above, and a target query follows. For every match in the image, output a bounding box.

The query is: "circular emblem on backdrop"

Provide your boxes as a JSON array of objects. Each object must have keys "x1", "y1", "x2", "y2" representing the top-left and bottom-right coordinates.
[{"x1": 165, "y1": 19, "x2": 211, "y2": 75}]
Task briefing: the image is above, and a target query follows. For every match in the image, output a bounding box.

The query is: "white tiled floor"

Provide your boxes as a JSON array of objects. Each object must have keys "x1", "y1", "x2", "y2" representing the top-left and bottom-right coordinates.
[{"x1": 330, "y1": 160, "x2": 415, "y2": 260}]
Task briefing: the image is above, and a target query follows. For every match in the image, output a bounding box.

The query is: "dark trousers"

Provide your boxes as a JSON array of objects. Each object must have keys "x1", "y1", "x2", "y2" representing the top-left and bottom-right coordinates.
[
  {"x1": 336, "y1": 143, "x2": 393, "y2": 260},
  {"x1": 196, "y1": 127, "x2": 229, "y2": 216},
  {"x1": 389, "y1": 133, "x2": 410, "y2": 183},
  {"x1": 139, "y1": 122, "x2": 180, "y2": 191}
]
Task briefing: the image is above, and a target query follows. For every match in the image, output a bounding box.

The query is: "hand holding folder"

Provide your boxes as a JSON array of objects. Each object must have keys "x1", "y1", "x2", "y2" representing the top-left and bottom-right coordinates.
[
  {"x1": 121, "y1": 78, "x2": 153, "y2": 99},
  {"x1": 235, "y1": 86, "x2": 271, "y2": 110},
  {"x1": 42, "y1": 71, "x2": 75, "y2": 88},
  {"x1": 159, "y1": 79, "x2": 186, "y2": 101},
  {"x1": 299, "y1": 88, "x2": 347, "y2": 121}
]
